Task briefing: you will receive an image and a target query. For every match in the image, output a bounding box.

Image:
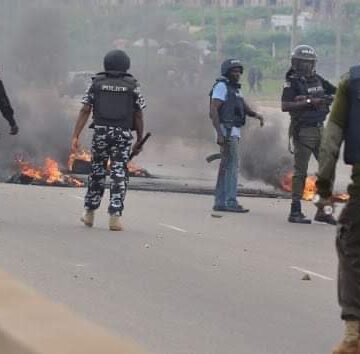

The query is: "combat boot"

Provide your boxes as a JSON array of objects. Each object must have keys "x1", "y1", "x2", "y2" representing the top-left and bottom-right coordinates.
[
  {"x1": 109, "y1": 215, "x2": 123, "y2": 231},
  {"x1": 333, "y1": 321, "x2": 360, "y2": 354},
  {"x1": 81, "y1": 209, "x2": 95, "y2": 227},
  {"x1": 288, "y1": 201, "x2": 311, "y2": 224},
  {"x1": 314, "y1": 208, "x2": 337, "y2": 225}
]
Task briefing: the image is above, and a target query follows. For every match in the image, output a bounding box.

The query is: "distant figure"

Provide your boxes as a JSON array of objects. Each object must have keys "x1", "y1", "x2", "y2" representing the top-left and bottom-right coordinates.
[
  {"x1": 255, "y1": 68, "x2": 263, "y2": 93},
  {"x1": 0, "y1": 79, "x2": 18, "y2": 135},
  {"x1": 209, "y1": 59, "x2": 264, "y2": 213},
  {"x1": 70, "y1": 50, "x2": 146, "y2": 231},
  {"x1": 247, "y1": 67, "x2": 256, "y2": 93}
]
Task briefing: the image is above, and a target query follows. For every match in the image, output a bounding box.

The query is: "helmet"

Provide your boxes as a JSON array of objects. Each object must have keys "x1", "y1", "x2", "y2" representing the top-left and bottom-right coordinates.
[
  {"x1": 291, "y1": 45, "x2": 317, "y2": 77},
  {"x1": 103, "y1": 50, "x2": 131, "y2": 72},
  {"x1": 221, "y1": 58, "x2": 243, "y2": 77}
]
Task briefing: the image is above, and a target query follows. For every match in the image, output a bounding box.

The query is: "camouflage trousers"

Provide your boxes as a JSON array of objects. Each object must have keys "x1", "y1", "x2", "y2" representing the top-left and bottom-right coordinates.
[
  {"x1": 84, "y1": 126, "x2": 132, "y2": 215},
  {"x1": 337, "y1": 198, "x2": 360, "y2": 320}
]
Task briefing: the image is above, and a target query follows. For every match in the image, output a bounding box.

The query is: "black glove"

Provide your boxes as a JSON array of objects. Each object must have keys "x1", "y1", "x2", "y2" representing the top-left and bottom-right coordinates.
[{"x1": 10, "y1": 125, "x2": 19, "y2": 135}]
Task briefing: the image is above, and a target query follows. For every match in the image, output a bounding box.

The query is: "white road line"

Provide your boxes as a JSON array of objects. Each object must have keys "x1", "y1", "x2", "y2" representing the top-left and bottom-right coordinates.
[
  {"x1": 159, "y1": 223, "x2": 187, "y2": 233},
  {"x1": 291, "y1": 266, "x2": 334, "y2": 281}
]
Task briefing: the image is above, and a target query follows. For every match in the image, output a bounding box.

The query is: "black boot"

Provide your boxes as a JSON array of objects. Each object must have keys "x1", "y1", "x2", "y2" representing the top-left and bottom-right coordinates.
[
  {"x1": 314, "y1": 208, "x2": 337, "y2": 225},
  {"x1": 288, "y1": 201, "x2": 312, "y2": 224}
]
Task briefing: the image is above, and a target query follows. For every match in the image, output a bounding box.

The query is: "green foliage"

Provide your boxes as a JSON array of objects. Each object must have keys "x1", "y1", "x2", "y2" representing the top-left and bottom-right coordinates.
[
  {"x1": 246, "y1": 31, "x2": 290, "y2": 51},
  {"x1": 301, "y1": 25, "x2": 335, "y2": 46}
]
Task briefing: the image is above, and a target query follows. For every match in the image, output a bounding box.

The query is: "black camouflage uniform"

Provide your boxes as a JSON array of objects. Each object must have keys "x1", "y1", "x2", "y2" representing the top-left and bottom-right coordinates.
[
  {"x1": 281, "y1": 45, "x2": 336, "y2": 224},
  {"x1": 82, "y1": 68, "x2": 146, "y2": 216}
]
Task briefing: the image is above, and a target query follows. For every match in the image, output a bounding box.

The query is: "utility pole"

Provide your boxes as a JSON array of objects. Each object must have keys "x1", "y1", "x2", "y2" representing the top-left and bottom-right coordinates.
[{"x1": 291, "y1": 0, "x2": 299, "y2": 51}]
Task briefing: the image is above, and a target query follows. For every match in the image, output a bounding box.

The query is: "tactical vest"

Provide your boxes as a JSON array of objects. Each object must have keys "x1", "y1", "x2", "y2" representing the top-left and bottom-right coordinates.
[
  {"x1": 210, "y1": 78, "x2": 245, "y2": 129},
  {"x1": 344, "y1": 65, "x2": 360, "y2": 164},
  {"x1": 290, "y1": 74, "x2": 329, "y2": 125},
  {"x1": 92, "y1": 72, "x2": 137, "y2": 128}
]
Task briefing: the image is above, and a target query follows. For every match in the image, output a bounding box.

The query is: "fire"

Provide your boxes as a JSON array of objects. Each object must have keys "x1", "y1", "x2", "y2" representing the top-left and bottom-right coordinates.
[
  {"x1": 17, "y1": 157, "x2": 84, "y2": 187},
  {"x1": 280, "y1": 171, "x2": 349, "y2": 202},
  {"x1": 280, "y1": 171, "x2": 293, "y2": 193},
  {"x1": 68, "y1": 148, "x2": 91, "y2": 171},
  {"x1": 127, "y1": 160, "x2": 147, "y2": 177},
  {"x1": 303, "y1": 176, "x2": 317, "y2": 201},
  {"x1": 68, "y1": 147, "x2": 149, "y2": 177}
]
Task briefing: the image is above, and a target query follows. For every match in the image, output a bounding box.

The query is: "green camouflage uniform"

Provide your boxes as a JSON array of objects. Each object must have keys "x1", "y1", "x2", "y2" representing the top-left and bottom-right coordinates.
[{"x1": 316, "y1": 74, "x2": 360, "y2": 321}]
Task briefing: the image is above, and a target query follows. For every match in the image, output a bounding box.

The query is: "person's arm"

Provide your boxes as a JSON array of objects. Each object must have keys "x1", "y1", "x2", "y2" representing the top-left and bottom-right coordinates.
[
  {"x1": 243, "y1": 99, "x2": 264, "y2": 127},
  {"x1": 316, "y1": 77, "x2": 348, "y2": 198},
  {"x1": 210, "y1": 81, "x2": 228, "y2": 146},
  {"x1": 131, "y1": 85, "x2": 146, "y2": 156},
  {"x1": 281, "y1": 79, "x2": 315, "y2": 112},
  {"x1": 0, "y1": 80, "x2": 18, "y2": 134},
  {"x1": 321, "y1": 76, "x2": 337, "y2": 95},
  {"x1": 210, "y1": 98, "x2": 225, "y2": 145},
  {"x1": 71, "y1": 104, "x2": 91, "y2": 153},
  {"x1": 131, "y1": 110, "x2": 144, "y2": 156}
]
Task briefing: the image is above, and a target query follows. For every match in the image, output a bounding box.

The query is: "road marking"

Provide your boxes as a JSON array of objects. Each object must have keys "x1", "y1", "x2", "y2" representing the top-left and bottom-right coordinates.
[
  {"x1": 291, "y1": 266, "x2": 334, "y2": 281},
  {"x1": 159, "y1": 223, "x2": 187, "y2": 233}
]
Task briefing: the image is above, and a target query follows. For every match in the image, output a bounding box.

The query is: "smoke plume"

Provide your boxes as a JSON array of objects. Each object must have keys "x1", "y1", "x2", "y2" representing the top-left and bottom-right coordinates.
[{"x1": 240, "y1": 113, "x2": 293, "y2": 188}]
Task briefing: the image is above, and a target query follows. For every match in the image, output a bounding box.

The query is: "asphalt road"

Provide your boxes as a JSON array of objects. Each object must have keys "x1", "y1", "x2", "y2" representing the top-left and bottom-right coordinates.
[{"x1": 0, "y1": 183, "x2": 344, "y2": 354}]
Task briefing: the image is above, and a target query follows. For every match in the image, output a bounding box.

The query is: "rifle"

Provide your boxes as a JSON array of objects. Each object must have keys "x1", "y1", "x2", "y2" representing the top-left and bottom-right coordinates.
[{"x1": 129, "y1": 132, "x2": 151, "y2": 160}]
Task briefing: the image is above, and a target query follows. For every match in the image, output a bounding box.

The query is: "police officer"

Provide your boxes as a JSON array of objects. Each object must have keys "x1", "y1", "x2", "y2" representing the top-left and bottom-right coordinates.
[
  {"x1": 210, "y1": 59, "x2": 264, "y2": 213},
  {"x1": 315, "y1": 67, "x2": 360, "y2": 354},
  {"x1": 70, "y1": 50, "x2": 145, "y2": 231},
  {"x1": 281, "y1": 45, "x2": 336, "y2": 224},
  {"x1": 0, "y1": 78, "x2": 18, "y2": 135}
]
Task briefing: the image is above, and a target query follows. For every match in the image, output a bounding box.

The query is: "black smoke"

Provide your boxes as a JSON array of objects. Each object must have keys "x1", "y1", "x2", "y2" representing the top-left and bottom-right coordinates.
[
  {"x1": 0, "y1": 6, "x2": 71, "y2": 178},
  {"x1": 240, "y1": 115, "x2": 293, "y2": 189}
]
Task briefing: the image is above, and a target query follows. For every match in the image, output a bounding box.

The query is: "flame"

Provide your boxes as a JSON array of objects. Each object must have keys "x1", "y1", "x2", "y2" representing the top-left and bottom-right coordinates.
[
  {"x1": 127, "y1": 160, "x2": 147, "y2": 177},
  {"x1": 17, "y1": 157, "x2": 84, "y2": 187},
  {"x1": 68, "y1": 148, "x2": 91, "y2": 171},
  {"x1": 281, "y1": 171, "x2": 316, "y2": 200},
  {"x1": 280, "y1": 171, "x2": 292, "y2": 193},
  {"x1": 69, "y1": 147, "x2": 149, "y2": 177},
  {"x1": 280, "y1": 171, "x2": 349, "y2": 202},
  {"x1": 302, "y1": 176, "x2": 317, "y2": 201}
]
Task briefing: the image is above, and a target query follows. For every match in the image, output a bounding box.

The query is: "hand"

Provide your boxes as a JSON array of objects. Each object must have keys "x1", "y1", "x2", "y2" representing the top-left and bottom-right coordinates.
[
  {"x1": 216, "y1": 134, "x2": 225, "y2": 146},
  {"x1": 256, "y1": 114, "x2": 264, "y2": 127},
  {"x1": 131, "y1": 140, "x2": 143, "y2": 157},
  {"x1": 71, "y1": 136, "x2": 79, "y2": 154},
  {"x1": 294, "y1": 95, "x2": 307, "y2": 102},
  {"x1": 310, "y1": 97, "x2": 327, "y2": 108},
  {"x1": 9, "y1": 125, "x2": 19, "y2": 135}
]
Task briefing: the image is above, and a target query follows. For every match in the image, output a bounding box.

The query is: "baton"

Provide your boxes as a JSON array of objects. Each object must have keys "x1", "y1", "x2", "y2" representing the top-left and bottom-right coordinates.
[
  {"x1": 206, "y1": 153, "x2": 221, "y2": 163},
  {"x1": 129, "y1": 132, "x2": 151, "y2": 160}
]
